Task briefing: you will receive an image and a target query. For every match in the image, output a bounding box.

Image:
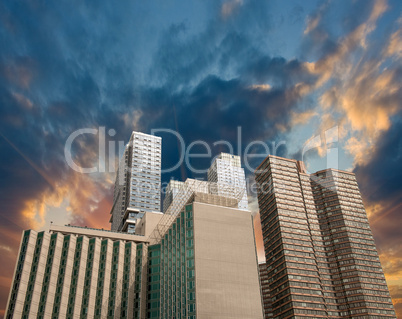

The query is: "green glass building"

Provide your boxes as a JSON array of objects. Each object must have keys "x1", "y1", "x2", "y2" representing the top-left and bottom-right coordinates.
[{"x1": 5, "y1": 199, "x2": 264, "y2": 319}]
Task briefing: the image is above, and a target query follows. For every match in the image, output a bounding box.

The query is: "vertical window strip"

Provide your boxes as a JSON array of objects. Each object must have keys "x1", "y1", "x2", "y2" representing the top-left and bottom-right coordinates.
[
  {"x1": 161, "y1": 234, "x2": 168, "y2": 319},
  {"x1": 147, "y1": 244, "x2": 161, "y2": 319},
  {"x1": 94, "y1": 240, "x2": 108, "y2": 317},
  {"x1": 176, "y1": 220, "x2": 181, "y2": 317},
  {"x1": 120, "y1": 242, "x2": 132, "y2": 318},
  {"x1": 180, "y1": 210, "x2": 186, "y2": 319},
  {"x1": 22, "y1": 232, "x2": 44, "y2": 318},
  {"x1": 133, "y1": 244, "x2": 143, "y2": 319},
  {"x1": 66, "y1": 236, "x2": 83, "y2": 319},
  {"x1": 80, "y1": 238, "x2": 96, "y2": 318},
  {"x1": 107, "y1": 241, "x2": 120, "y2": 317},
  {"x1": 36, "y1": 233, "x2": 58, "y2": 319},
  {"x1": 185, "y1": 205, "x2": 196, "y2": 318},
  {"x1": 7, "y1": 230, "x2": 31, "y2": 319},
  {"x1": 160, "y1": 238, "x2": 165, "y2": 319},
  {"x1": 51, "y1": 235, "x2": 71, "y2": 318}
]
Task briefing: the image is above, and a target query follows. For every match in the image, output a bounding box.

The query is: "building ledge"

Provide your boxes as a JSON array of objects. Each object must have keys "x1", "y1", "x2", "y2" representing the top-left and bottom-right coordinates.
[
  {"x1": 49, "y1": 224, "x2": 149, "y2": 243},
  {"x1": 122, "y1": 219, "x2": 137, "y2": 232}
]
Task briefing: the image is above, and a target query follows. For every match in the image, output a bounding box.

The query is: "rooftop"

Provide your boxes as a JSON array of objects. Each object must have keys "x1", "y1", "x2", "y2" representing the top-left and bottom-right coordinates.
[{"x1": 50, "y1": 224, "x2": 149, "y2": 243}]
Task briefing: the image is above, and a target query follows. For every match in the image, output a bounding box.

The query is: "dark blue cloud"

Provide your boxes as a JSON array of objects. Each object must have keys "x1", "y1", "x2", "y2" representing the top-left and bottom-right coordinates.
[
  {"x1": 0, "y1": 0, "x2": 316, "y2": 239},
  {"x1": 0, "y1": 4, "x2": 313, "y2": 309},
  {"x1": 354, "y1": 114, "x2": 402, "y2": 203},
  {"x1": 353, "y1": 114, "x2": 402, "y2": 252},
  {"x1": 1, "y1": 0, "x2": 401, "y2": 315}
]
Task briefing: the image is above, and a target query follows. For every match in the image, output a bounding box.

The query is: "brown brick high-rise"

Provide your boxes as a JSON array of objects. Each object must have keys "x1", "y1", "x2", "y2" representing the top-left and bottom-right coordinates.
[
  {"x1": 259, "y1": 262, "x2": 273, "y2": 319},
  {"x1": 255, "y1": 155, "x2": 396, "y2": 319}
]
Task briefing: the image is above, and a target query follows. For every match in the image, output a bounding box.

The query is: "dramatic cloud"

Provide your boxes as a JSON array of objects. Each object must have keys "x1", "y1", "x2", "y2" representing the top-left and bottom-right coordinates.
[
  {"x1": 0, "y1": 0, "x2": 401, "y2": 316},
  {"x1": 296, "y1": 1, "x2": 402, "y2": 313},
  {"x1": 0, "y1": 1, "x2": 317, "y2": 314},
  {"x1": 300, "y1": 0, "x2": 401, "y2": 165}
]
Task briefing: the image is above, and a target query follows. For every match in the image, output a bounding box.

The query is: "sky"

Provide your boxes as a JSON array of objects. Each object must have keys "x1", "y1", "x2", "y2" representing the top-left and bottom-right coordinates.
[{"x1": 0, "y1": 0, "x2": 401, "y2": 317}]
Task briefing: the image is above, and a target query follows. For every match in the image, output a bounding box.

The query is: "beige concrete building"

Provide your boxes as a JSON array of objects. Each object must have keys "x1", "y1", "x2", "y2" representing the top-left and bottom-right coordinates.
[
  {"x1": 192, "y1": 202, "x2": 263, "y2": 319},
  {"x1": 6, "y1": 130, "x2": 264, "y2": 319},
  {"x1": 6, "y1": 195, "x2": 264, "y2": 319},
  {"x1": 5, "y1": 212, "x2": 163, "y2": 319},
  {"x1": 153, "y1": 198, "x2": 264, "y2": 319}
]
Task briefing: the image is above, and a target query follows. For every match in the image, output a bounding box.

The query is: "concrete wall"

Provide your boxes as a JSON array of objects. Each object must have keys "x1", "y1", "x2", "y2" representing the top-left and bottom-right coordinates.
[
  {"x1": 135, "y1": 211, "x2": 163, "y2": 238},
  {"x1": 193, "y1": 202, "x2": 263, "y2": 319},
  {"x1": 5, "y1": 230, "x2": 143, "y2": 319}
]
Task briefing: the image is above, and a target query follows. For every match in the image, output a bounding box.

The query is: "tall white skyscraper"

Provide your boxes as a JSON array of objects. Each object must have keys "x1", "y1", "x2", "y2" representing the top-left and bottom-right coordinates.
[
  {"x1": 207, "y1": 153, "x2": 248, "y2": 210},
  {"x1": 110, "y1": 131, "x2": 162, "y2": 233}
]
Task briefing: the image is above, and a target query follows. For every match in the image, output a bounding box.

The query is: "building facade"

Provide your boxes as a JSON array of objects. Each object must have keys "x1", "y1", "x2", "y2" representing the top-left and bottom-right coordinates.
[
  {"x1": 155, "y1": 201, "x2": 264, "y2": 319},
  {"x1": 259, "y1": 262, "x2": 273, "y2": 319},
  {"x1": 162, "y1": 180, "x2": 184, "y2": 213},
  {"x1": 255, "y1": 155, "x2": 396, "y2": 319},
  {"x1": 207, "y1": 153, "x2": 248, "y2": 210},
  {"x1": 110, "y1": 131, "x2": 162, "y2": 233},
  {"x1": 4, "y1": 226, "x2": 151, "y2": 319},
  {"x1": 6, "y1": 193, "x2": 263, "y2": 319}
]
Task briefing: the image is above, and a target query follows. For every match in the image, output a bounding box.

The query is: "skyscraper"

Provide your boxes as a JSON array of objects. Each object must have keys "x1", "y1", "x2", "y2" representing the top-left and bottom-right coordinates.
[
  {"x1": 162, "y1": 180, "x2": 184, "y2": 213},
  {"x1": 153, "y1": 200, "x2": 263, "y2": 319},
  {"x1": 5, "y1": 182, "x2": 263, "y2": 319},
  {"x1": 207, "y1": 152, "x2": 248, "y2": 210},
  {"x1": 5, "y1": 130, "x2": 264, "y2": 319},
  {"x1": 259, "y1": 262, "x2": 273, "y2": 319},
  {"x1": 255, "y1": 155, "x2": 396, "y2": 318},
  {"x1": 110, "y1": 131, "x2": 162, "y2": 233}
]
